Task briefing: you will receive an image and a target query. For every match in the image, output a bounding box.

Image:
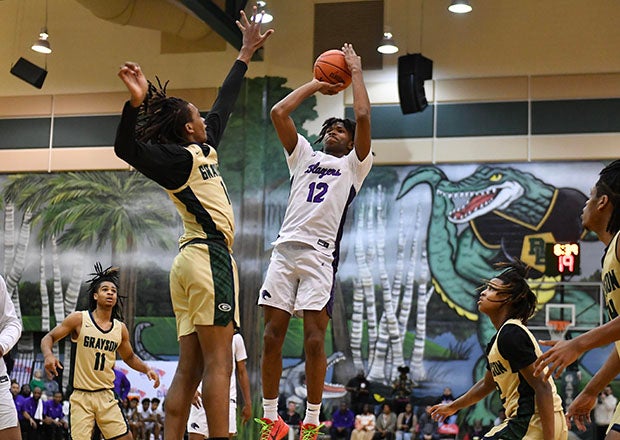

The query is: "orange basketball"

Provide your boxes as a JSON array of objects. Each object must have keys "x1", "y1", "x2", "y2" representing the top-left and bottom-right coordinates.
[{"x1": 313, "y1": 49, "x2": 352, "y2": 90}]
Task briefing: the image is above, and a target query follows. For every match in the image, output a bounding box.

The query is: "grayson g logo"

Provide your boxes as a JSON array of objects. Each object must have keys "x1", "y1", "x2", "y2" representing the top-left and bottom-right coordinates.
[{"x1": 218, "y1": 303, "x2": 232, "y2": 312}]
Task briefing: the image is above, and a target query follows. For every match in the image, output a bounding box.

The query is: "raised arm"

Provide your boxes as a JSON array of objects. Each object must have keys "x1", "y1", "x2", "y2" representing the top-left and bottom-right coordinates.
[
  {"x1": 41, "y1": 311, "x2": 82, "y2": 378},
  {"x1": 117, "y1": 323, "x2": 160, "y2": 388},
  {"x1": 0, "y1": 275, "x2": 21, "y2": 358},
  {"x1": 206, "y1": 7, "x2": 274, "y2": 147},
  {"x1": 342, "y1": 43, "x2": 371, "y2": 161},
  {"x1": 270, "y1": 79, "x2": 342, "y2": 154}
]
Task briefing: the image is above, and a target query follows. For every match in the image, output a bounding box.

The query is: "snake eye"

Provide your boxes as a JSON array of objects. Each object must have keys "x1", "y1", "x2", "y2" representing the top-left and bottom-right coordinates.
[{"x1": 489, "y1": 173, "x2": 502, "y2": 182}]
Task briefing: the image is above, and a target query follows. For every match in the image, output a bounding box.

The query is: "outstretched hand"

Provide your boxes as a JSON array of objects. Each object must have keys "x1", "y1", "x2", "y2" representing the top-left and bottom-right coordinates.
[
  {"x1": 533, "y1": 339, "x2": 578, "y2": 380},
  {"x1": 565, "y1": 391, "x2": 596, "y2": 431},
  {"x1": 236, "y1": 6, "x2": 274, "y2": 63},
  {"x1": 429, "y1": 403, "x2": 456, "y2": 423},
  {"x1": 44, "y1": 354, "x2": 63, "y2": 379},
  {"x1": 342, "y1": 43, "x2": 362, "y2": 73},
  {"x1": 118, "y1": 62, "x2": 148, "y2": 108}
]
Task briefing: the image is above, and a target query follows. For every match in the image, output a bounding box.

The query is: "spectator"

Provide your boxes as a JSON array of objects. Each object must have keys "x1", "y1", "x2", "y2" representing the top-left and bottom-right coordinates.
[
  {"x1": 493, "y1": 408, "x2": 506, "y2": 427},
  {"x1": 141, "y1": 398, "x2": 160, "y2": 440},
  {"x1": 594, "y1": 385, "x2": 617, "y2": 440},
  {"x1": 125, "y1": 397, "x2": 143, "y2": 440},
  {"x1": 462, "y1": 419, "x2": 486, "y2": 440},
  {"x1": 15, "y1": 384, "x2": 31, "y2": 408},
  {"x1": 373, "y1": 403, "x2": 396, "y2": 440},
  {"x1": 351, "y1": 404, "x2": 375, "y2": 440},
  {"x1": 395, "y1": 403, "x2": 416, "y2": 440},
  {"x1": 150, "y1": 398, "x2": 164, "y2": 440},
  {"x1": 330, "y1": 400, "x2": 355, "y2": 440},
  {"x1": 20, "y1": 386, "x2": 43, "y2": 440},
  {"x1": 43, "y1": 376, "x2": 59, "y2": 397},
  {"x1": 391, "y1": 366, "x2": 414, "y2": 415},
  {"x1": 434, "y1": 387, "x2": 457, "y2": 425},
  {"x1": 28, "y1": 370, "x2": 45, "y2": 394},
  {"x1": 10, "y1": 379, "x2": 20, "y2": 400},
  {"x1": 416, "y1": 406, "x2": 438, "y2": 440},
  {"x1": 280, "y1": 400, "x2": 302, "y2": 438},
  {"x1": 113, "y1": 368, "x2": 131, "y2": 403},
  {"x1": 42, "y1": 391, "x2": 68, "y2": 440},
  {"x1": 346, "y1": 370, "x2": 371, "y2": 415}
]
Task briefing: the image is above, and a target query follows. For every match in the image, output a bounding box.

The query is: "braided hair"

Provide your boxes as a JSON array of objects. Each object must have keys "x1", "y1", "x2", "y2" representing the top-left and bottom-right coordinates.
[
  {"x1": 595, "y1": 159, "x2": 620, "y2": 235},
  {"x1": 314, "y1": 117, "x2": 356, "y2": 146},
  {"x1": 86, "y1": 262, "x2": 124, "y2": 321},
  {"x1": 135, "y1": 77, "x2": 192, "y2": 145},
  {"x1": 484, "y1": 260, "x2": 537, "y2": 324}
]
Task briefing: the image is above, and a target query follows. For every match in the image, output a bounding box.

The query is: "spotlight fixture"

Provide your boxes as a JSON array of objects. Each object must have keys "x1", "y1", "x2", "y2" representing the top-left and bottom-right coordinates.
[
  {"x1": 377, "y1": 32, "x2": 399, "y2": 54},
  {"x1": 255, "y1": 1, "x2": 273, "y2": 23},
  {"x1": 448, "y1": 0, "x2": 472, "y2": 14},
  {"x1": 31, "y1": 28, "x2": 52, "y2": 54}
]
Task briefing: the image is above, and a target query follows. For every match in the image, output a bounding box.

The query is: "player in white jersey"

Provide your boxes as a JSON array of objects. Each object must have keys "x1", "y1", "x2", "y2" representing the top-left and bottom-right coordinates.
[
  {"x1": 0, "y1": 275, "x2": 22, "y2": 440},
  {"x1": 188, "y1": 330, "x2": 251, "y2": 439},
  {"x1": 257, "y1": 43, "x2": 371, "y2": 440},
  {"x1": 534, "y1": 160, "x2": 620, "y2": 438}
]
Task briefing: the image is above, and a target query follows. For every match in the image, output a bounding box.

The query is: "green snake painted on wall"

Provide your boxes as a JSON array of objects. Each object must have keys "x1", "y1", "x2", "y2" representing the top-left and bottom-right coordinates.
[{"x1": 395, "y1": 164, "x2": 598, "y2": 422}]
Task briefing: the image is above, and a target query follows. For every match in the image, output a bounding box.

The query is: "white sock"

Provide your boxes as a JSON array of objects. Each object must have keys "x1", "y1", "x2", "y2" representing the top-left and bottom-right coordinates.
[
  {"x1": 263, "y1": 397, "x2": 279, "y2": 421},
  {"x1": 304, "y1": 402, "x2": 321, "y2": 426}
]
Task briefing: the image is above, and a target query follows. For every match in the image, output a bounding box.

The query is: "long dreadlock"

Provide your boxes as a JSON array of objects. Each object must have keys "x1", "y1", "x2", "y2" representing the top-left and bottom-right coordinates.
[
  {"x1": 483, "y1": 259, "x2": 537, "y2": 324},
  {"x1": 595, "y1": 159, "x2": 620, "y2": 235},
  {"x1": 135, "y1": 77, "x2": 192, "y2": 145},
  {"x1": 86, "y1": 262, "x2": 124, "y2": 321},
  {"x1": 314, "y1": 117, "x2": 356, "y2": 146}
]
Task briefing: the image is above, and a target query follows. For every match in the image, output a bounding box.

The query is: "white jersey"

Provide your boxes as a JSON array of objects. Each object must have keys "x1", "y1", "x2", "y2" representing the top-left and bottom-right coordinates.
[
  {"x1": 274, "y1": 134, "x2": 372, "y2": 255},
  {"x1": 0, "y1": 275, "x2": 21, "y2": 378},
  {"x1": 230, "y1": 332, "x2": 247, "y2": 401}
]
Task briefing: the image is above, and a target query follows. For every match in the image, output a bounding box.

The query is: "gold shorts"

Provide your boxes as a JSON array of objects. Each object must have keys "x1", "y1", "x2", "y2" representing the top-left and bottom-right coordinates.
[
  {"x1": 69, "y1": 389, "x2": 127, "y2": 440},
  {"x1": 170, "y1": 241, "x2": 239, "y2": 338}
]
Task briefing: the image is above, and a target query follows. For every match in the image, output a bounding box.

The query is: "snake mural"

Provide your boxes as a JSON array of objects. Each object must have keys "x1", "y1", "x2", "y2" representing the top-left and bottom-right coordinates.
[{"x1": 395, "y1": 164, "x2": 598, "y2": 423}]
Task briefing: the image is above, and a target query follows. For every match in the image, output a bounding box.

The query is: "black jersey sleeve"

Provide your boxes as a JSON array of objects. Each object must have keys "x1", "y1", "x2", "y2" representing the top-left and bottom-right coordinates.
[
  {"x1": 205, "y1": 59, "x2": 248, "y2": 149},
  {"x1": 114, "y1": 102, "x2": 193, "y2": 190},
  {"x1": 497, "y1": 323, "x2": 538, "y2": 372}
]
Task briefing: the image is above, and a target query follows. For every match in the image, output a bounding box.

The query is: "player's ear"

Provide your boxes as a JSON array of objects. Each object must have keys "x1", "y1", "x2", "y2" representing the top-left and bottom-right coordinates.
[{"x1": 184, "y1": 122, "x2": 194, "y2": 135}]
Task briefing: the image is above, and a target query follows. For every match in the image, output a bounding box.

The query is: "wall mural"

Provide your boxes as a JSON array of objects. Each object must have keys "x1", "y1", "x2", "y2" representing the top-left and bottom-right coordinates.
[{"x1": 0, "y1": 78, "x2": 611, "y2": 434}]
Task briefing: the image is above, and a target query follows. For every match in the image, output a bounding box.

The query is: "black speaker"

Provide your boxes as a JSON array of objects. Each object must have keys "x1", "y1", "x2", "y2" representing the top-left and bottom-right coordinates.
[
  {"x1": 10, "y1": 57, "x2": 48, "y2": 89},
  {"x1": 398, "y1": 53, "x2": 433, "y2": 114}
]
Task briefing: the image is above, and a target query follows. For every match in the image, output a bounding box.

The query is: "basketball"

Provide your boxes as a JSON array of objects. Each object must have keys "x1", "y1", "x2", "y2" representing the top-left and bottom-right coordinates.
[{"x1": 313, "y1": 49, "x2": 352, "y2": 90}]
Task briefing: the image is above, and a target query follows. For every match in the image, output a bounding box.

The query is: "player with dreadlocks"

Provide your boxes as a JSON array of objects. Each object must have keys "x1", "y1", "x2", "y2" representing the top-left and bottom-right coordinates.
[
  {"x1": 256, "y1": 43, "x2": 371, "y2": 440},
  {"x1": 114, "y1": 7, "x2": 272, "y2": 440},
  {"x1": 534, "y1": 160, "x2": 620, "y2": 438},
  {"x1": 41, "y1": 263, "x2": 159, "y2": 440},
  {"x1": 431, "y1": 260, "x2": 567, "y2": 440}
]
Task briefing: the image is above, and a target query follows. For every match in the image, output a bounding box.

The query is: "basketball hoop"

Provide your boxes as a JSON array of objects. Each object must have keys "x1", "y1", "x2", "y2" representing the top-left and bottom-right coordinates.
[{"x1": 547, "y1": 320, "x2": 571, "y2": 340}]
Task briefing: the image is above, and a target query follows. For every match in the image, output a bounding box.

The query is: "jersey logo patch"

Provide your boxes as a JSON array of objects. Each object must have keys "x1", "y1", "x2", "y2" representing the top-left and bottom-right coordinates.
[
  {"x1": 317, "y1": 239, "x2": 329, "y2": 248},
  {"x1": 261, "y1": 290, "x2": 271, "y2": 300},
  {"x1": 218, "y1": 303, "x2": 232, "y2": 312}
]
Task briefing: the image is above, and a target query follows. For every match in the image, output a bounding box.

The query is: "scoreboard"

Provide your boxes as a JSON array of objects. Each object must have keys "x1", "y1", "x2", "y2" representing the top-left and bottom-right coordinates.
[{"x1": 544, "y1": 242, "x2": 580, "y2": 276}]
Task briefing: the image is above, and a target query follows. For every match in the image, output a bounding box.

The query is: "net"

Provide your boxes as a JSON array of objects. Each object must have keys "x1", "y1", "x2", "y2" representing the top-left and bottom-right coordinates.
[{"x1": 547, "y1": 320, "x2": 571, "y2": 340}]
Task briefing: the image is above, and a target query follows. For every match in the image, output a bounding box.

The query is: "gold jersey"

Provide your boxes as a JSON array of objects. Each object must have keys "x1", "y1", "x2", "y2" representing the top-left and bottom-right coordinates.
[
  {"x1": 486, "y1": 319, "x2": 563, "y2": 419},
  {"x1": 71, "y1": 310, "x2": 122, "y2": 391},
  {"x1": 165, "y1": 143, "x2": 235, "y2": 252},
  {"x1": 602, "y1": 230, "x2": 620, "y2": 355}
]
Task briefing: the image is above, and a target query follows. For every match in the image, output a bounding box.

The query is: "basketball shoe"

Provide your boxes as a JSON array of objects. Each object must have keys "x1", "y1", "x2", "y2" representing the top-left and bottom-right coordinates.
[
  {"x1": 255, "y1": 416, "x2": 289, "y2": 440},
  {"x1": 299, "y1": 423, "x2": 323, "y2": 440}
]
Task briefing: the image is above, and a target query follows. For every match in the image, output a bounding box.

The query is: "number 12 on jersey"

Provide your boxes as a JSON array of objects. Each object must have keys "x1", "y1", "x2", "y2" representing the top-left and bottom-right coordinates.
[{"x1": 307, "y1": 182, "x2": 328, "y2": 203}]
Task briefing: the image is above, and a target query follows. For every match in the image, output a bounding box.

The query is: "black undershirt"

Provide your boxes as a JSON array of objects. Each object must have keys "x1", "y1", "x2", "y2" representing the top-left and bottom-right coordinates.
[{"x1": 114, "y1": 59, "x2": 248, "y2": 190}]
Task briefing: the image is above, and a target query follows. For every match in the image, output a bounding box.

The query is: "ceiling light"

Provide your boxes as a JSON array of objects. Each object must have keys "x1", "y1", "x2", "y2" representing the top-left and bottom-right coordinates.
[
  {"x1": 377, "y1": 32, "x2": 399, "y2": 54},
  {"x1": 255, "y1": 1, "x2": 273, "y2": 23},
  {"x1": 448, "y1": 0, "x2": 472, "y2": 14},
  {"x1": 31, "y1": 28, "x2": 52, "y2": 54}
]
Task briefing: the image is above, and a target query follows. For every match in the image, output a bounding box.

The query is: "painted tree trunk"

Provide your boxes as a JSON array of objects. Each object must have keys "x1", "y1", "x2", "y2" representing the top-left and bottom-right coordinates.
[
  {"x1": 40, "y1": 243, "x2": 50, "y2": 332},
  {"x1": 411, "y1": 253, "x2": 432, "y2": 382}
]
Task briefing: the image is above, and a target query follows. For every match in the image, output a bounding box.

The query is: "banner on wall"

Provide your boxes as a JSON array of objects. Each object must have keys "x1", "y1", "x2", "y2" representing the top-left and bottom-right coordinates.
[{"x1": 115, "y1": 360, "x2": 177, "y2": 401}]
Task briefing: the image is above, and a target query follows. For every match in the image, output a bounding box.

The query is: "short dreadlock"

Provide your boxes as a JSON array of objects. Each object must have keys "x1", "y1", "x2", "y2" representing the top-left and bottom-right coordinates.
[
  {"x1": 595, "y1": 159, "x2": 620, "y2": 235},
  {"x1": 314, "y1": 117, "x2": 356, "y2": 146},
  {"x1": 135, "y1": 77, "x2": 193, "y2": 145},
  {"x1": 482, "y1": 259, "x2": 537, "y2": 324},
  {"x1": 87, "y1": 262, "x2": 123, "y2": 321}
]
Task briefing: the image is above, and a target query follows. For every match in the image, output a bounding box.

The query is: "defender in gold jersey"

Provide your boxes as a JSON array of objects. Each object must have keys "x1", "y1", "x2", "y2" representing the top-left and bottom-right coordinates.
[
  {"x1": 41, "y1": 264, "x2": 159, "y2": 440},
  {"x1": 431, "y1": 261, "x2": 567, "y2": 439},
  {"x1": 535, "y1": 160, "x2": 620, "y2": 438},
  {"x1": 114, "y1": 7, "x2": 273, "y2": 440}
]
